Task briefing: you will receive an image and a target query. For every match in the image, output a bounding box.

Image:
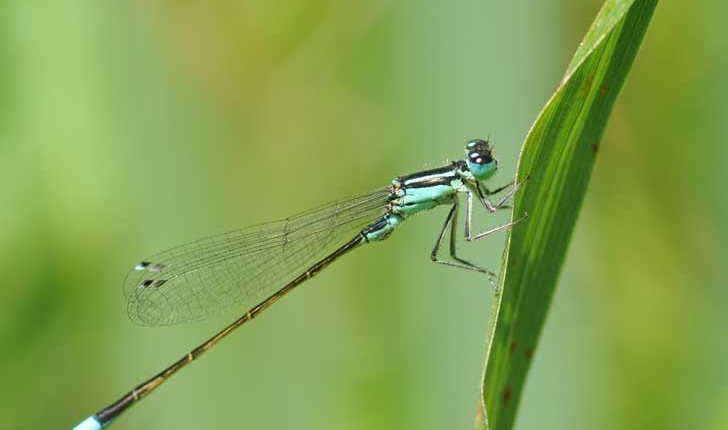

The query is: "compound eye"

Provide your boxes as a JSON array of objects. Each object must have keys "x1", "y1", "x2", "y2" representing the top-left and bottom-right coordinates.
[
  {"x1": 465, "y1": 139, "x2": 494, "y2": 164},
  {"x1": 465, "y1": 139, "x2": 497, "y2": 180}
]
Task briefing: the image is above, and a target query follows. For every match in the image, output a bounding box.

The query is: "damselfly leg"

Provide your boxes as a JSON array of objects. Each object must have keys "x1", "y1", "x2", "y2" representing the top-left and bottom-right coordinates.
[
  {"x1": 430, "y1": 198, "x2": 494, "y2": 276},
  {"x1": 430, "y1": 179, "x2": 528, "y2": 283}
]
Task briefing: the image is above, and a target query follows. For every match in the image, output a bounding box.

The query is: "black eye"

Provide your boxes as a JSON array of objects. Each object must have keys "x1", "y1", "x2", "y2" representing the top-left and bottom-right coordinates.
[{"x1": 465, "y1": 139, "x2": 493, "y2": 165}]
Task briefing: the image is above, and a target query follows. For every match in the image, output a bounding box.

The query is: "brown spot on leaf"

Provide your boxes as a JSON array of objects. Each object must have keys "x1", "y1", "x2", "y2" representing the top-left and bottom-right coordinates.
[
  {"x1": 525, "y1": 349, "x2": 534, "y2": 360},
  {"x1": 582, "y1": 74, "x2": 594, "y2": 96},
  {"x1": 509, "y1": 339, "x2": 517, "y2": 354},
  {"x1": 592, "y1": 142, "x2": 600, "y2": 156},
  {"x1": 600, "y1": 84, "x2": 608, "y2": 96},
  {"x1": 503, "y1": 386, "x2": 512, "y2": 406}
]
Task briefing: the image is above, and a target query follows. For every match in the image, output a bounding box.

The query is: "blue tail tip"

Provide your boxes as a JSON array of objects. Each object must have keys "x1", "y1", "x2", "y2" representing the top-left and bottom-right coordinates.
[{"x1": 73, "y1": 415, "x2": 102, "y2": 430}]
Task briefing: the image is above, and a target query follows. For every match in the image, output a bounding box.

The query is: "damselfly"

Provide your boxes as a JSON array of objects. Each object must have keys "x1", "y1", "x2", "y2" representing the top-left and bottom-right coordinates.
[{"x1": 73, "y1": 139, "x2": 526, "y2": 430}]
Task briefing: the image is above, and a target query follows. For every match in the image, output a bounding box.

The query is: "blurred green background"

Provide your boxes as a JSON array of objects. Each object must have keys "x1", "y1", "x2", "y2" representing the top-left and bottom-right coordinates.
[{"x1": 1, "y1": 1, "x2": 726, "y2": 430}]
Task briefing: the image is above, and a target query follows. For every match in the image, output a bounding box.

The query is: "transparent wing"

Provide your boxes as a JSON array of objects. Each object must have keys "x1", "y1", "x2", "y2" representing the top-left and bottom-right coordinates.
[{"x1": 124, "y1": 188, "x2": 392, "y2": 326}]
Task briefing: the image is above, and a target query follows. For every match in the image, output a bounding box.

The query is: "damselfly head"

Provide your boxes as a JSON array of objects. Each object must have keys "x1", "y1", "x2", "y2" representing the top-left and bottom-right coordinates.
[{"x1": 465, "y1": 139, "x2": 497, "y2": 180}]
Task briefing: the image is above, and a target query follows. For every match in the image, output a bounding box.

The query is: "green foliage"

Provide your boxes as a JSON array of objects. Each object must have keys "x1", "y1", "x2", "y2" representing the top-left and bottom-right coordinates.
[{"x1": 477, "y1": 1, "x2": 658, "y2": 428}]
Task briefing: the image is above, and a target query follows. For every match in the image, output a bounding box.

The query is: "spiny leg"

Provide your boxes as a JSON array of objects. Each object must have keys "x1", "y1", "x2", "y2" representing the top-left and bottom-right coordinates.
[
  {"x1": 479, "y1": 182, "x2": 515, "y2": 212},
  {"x1": 465, "y1": 190, "x2": 529, "y2": 242},
  {"x1": 476, "y1": 177, "x2": 527, "y2": 212},
  {"x1": 482, "y1": 181, "x2": 514, "y2": 196},
  {"x1": 430, "y1": 200, "x2": 497, "y2": 278},
  {"x1": 447, "y1": 200, "x2": 486, "y2": 269}
]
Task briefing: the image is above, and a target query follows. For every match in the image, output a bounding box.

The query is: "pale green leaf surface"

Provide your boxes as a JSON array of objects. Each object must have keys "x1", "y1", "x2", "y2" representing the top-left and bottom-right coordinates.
[{"x1": 476, "y1": 1, "x2": 658, "y2": 429}]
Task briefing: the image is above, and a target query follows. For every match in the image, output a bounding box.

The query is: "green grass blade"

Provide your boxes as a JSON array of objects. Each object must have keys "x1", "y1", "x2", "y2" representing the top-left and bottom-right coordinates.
[{"x1": 476, "y1": 1, "x2": 658, "y2": 429}]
